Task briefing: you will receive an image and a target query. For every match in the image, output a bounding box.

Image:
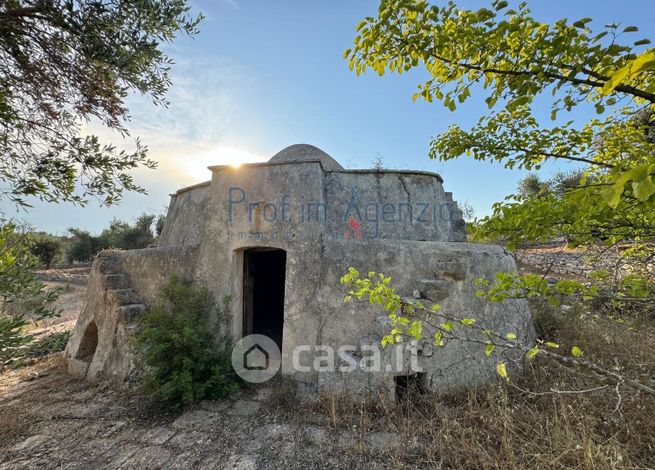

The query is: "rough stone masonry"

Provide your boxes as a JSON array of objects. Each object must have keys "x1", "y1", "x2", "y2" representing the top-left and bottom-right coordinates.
[{"x1": 65, "y1": 144, "x2": 534, "y2": 400}]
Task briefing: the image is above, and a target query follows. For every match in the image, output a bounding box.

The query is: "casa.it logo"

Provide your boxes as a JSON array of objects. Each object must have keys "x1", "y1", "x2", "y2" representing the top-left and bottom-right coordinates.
[{"x1": 343, "y1": 215, "x2": 363, "y2": 240}]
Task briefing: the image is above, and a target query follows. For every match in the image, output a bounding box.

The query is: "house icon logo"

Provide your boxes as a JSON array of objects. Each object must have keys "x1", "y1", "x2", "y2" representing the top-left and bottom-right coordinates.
[
  {"x1": 244, "y1": 343, "x2": 269, "y2": 370},
  {"x1": 231, "y1": 334, "x2": 281, "y2": 383}
]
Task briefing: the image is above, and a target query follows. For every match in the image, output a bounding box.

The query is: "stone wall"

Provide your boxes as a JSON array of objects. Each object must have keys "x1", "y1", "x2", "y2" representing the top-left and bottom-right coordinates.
[
  {"x1": 158, "y1": 182, "x2": 210, "y2": 247},
  {"x1": 65, "y1": 145, "x2": 533, "y2": 397},
  {"x1": 64, "y1": 245, "x2": 201, "y2": 386},
  {"x1": 36, "y1": 268, "x2": 90, "y2": 286},
  {"x1": 515, "y1": 248, "x2": 655, "y2": 279},
  {"x1": 117, "y1": 245, "x2": 200, "y2": 305}
]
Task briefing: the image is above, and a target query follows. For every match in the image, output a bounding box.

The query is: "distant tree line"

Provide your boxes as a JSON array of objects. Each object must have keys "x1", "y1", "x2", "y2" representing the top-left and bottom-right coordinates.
[
  {"x1": 27, "y1": 213, "x2": 166, "y2": 268},
  {"x1": 517, "y1": 170, "x2": 591, "y2": 200}
]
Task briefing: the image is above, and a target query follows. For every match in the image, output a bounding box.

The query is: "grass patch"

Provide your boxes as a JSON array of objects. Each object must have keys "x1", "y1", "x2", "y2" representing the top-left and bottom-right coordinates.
[
  {"x1": 8, "y1": 330, "x2": 71, "y2": 369},
  {"x1": 23, "y1": 331, "x2": 71, "y2": 360},
  {"x1": 308, "y1": 299, "x2": 655, "y2": 469}
]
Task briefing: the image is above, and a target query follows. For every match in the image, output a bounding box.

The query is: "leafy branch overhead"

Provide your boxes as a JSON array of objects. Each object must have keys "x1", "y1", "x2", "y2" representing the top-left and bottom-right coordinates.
[
  {"x1": 340, "y1": 268, "x2": 655, "y2": 395},
  {"x1": 0, "y1": 1, "x2": 202, "y2": 207},
  {"x1": 346, "y1": 0, "x2": 655, "y2": 249}
]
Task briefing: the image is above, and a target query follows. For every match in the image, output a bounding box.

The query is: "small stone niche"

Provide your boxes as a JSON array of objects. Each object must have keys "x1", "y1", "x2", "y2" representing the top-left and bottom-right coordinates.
[
  {"x1": 75, "y1": 321, "x2": 98, "y2": 363},
  {"x1": 394, "y1": 372, "x2": 427, "y2": 401}
]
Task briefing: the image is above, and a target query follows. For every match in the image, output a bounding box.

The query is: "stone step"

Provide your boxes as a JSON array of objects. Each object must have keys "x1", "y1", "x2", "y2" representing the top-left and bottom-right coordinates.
[
  {"x1": 109, "y1": 288, "x2": 140, "y2": 305},
  {"x1": 103, "y1": 274, "x2": 129, "y2": 289},
  {"x1": 118, "y1": 303, "x2": 147, "y2": 322},
  {"x1": 95, "y1": 254, "x2": 122, "y2": 273},
  {"x1": 433, "y1": 261, "x2": 467, "y2": 281}
]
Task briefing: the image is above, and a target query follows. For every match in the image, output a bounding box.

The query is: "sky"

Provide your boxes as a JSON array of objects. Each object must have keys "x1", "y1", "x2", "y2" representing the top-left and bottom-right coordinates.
[{"x1": 4, "y1": 0, "x2": 655, "y2": 234}]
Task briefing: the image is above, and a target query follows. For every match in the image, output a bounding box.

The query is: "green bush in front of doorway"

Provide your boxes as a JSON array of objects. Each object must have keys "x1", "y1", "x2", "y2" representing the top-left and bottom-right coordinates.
[{"x1": 134, "y1": 277, "x2": 240, "y2": 410}]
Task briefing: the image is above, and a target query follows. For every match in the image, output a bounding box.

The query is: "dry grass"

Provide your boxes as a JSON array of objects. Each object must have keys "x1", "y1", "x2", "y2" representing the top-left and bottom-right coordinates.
[
  {"x1": 0, "y1": 403, "x2": 30, "y2": 447},
  {"x1": 0, "y1": 355, "x2": 69, "y2": 447},
  {"x1": 267, "y1": 376, "x2": 298, "y2": 412},
  {"x1": 310, "y1": 299, "x2": 655, "y2": 469}
]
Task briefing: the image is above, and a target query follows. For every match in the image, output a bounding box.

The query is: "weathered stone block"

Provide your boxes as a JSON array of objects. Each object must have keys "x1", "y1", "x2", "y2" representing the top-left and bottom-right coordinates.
[{"x1": 416, "y1": 279, "x2": 452, "y2": 302}]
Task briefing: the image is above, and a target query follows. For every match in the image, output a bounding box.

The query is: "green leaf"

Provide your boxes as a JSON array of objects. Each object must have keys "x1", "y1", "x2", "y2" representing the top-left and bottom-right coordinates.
[
  {"x1": 526, "y1": 347, "x2": 540, "y2": 360},
  {"x1": 485, "y1": 343, "x2": 495, "y2": 357},
  {"x1": 545, "y1": 341, "x2": 559, "y2": 349},
  {"x1": 494, "y1": 0, "x2": 508, "y2": 10},
  {"x1": 408, "y1": 320, "x2": 423, "y2": 339},
  {"x1": 506, "y1": 332, "x2": 517, "y2": 340},
  {"x1": 602, "y1": 51, "x2": 655, "y2": 94},
  {"x1": 571, "y1": 346, "x2": 583, "y2": 357},
  {"x1": 632, "y1": 173, "x2": 655, "y2": 202},
  {"x1": 496, "y1": 362, "x2": 509, "y2": 382},
  {"x1": 572, "y1": 18, "x2": 592, "y2": 28},
  {"x1": 434, "y1": 331, "x2": 444, "y2": 346}
]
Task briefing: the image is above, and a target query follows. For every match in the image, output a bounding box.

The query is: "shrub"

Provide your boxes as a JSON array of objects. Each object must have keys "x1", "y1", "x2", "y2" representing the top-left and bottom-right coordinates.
[
  {"x1": 29, "y1": 236, "x2": 62, "y2": 269},
  {"x1": 134, "y1": 277, "x2": 239, "y2": 410},
  {"x1": 101, "y1": 214, "x2": 156, "y2": 250},
  {"x1": 66, "y1": 228, "x2": 105, "y2": 263},
  {"x1": 66, "y1": 213, "x2": 159, "y2": 262}
]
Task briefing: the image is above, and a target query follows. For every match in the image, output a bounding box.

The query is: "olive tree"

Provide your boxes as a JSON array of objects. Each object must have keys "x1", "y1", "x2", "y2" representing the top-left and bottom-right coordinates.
[{"x1": 0, "y1": 0, "x2": 201, "y2": 207}]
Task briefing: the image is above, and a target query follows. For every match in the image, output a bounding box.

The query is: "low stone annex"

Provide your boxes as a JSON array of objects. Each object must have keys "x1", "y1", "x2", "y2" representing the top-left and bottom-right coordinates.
[{"x1": 65, "y1": 144, "x2": 534, "y2": 399}]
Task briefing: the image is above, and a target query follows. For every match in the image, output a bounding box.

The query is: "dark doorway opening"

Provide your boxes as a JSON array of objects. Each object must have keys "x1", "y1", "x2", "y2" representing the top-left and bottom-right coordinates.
[{"x1": 243, "y1": 248, "x2": 286, "y2": 350}]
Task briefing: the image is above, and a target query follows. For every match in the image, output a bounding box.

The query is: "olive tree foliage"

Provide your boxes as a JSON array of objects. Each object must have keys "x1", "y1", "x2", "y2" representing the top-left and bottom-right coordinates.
[
  {"x1": 518, "y1": 170, "x2": 588, "y2": 199},
  {"x1": 0, "y1": 1, "x2": 199, "y2": 369},
  {"x1": 29, "y1": 234, "x2": 62, "y2": 269},
  {"x1": 66, "y1": 212, "x2": 158, "y2": 262},
  {"x1": 0, "y1": 222, "x2": 60, "y2": 370},
  {"x1": 343, "y1": 1, "x2": 655, "y2": 389},
  {"x1": 0, "y1": 0, "x2": 202, "y2": 207}
]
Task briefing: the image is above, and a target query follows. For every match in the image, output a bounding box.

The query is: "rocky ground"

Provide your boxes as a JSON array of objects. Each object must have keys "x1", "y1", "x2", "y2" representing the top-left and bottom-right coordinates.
[{"x1": 0, "y1": 355, "x2": 401, "y2": 469}]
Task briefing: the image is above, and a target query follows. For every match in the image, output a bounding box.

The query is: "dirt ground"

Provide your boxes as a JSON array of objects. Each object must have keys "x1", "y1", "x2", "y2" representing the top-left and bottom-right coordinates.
[
  {"x1": 4, "y1": 264, "x2": 653, "y2": 469},
  {"x1": 0, "y1": 274, "x2": 400, "y2": 469},
  {"x1": 0, "y1": 355, "x2": 398, "y2": 470}
]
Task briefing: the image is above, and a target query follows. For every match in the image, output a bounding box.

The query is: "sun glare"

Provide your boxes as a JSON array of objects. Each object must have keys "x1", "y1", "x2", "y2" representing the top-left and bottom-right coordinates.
[{"x1": 182, "y1": 145, "x2": 265, "y2": 181}]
